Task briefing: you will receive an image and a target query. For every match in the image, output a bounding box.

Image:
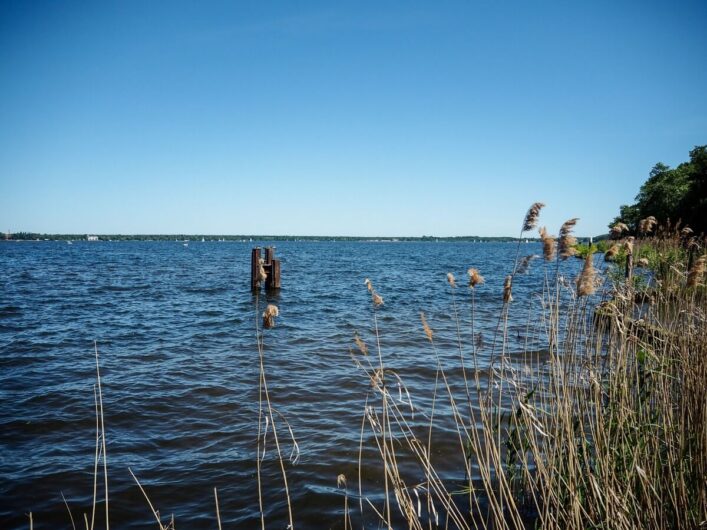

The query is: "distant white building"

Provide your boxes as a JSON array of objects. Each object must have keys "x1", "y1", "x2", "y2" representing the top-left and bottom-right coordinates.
[{"x1": 87, "y1": 235, "x2": 99, "y2": 241}]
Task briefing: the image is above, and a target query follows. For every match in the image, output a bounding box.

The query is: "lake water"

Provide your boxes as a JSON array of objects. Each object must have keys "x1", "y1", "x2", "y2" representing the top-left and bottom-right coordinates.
[{"x1": 0, "y1": 240, "x2": 587, "y2": 529}]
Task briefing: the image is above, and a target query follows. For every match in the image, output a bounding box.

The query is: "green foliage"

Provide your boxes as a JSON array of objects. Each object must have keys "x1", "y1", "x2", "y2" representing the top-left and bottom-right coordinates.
[
  {"x1": 612, "y1": 145, "x2": 707, "y2": 234},
  {"x1": 573, "y1": 241, "x2": 609, "y2": 258}
]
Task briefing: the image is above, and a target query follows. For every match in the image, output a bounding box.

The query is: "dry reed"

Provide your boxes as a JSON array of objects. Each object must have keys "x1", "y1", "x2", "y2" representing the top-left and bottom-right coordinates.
[
  {"x1": 610, "y1": 222, "x2": 629, "y2": 239},
  {"x1": 467, "y1": 268, "x2": 484, "y2": 288},
  {"x1": 539, "y1": 226, "x2": 556, "y2": 261},
  {"x1": 262, "y1": 304, "x2": 279, "y2": 328},
  {"x1": 576, "y1": 251, "x2": 596, "y2": 296},
  {"x1": 503, "y1": 275, "x2": 513, "y2": 303},
  {"x1": 558, "y1": 218, "x2": 578, "y2": 259},
  {"x1": 522, "y1": 202, "x2": 545, "y2": 232}
]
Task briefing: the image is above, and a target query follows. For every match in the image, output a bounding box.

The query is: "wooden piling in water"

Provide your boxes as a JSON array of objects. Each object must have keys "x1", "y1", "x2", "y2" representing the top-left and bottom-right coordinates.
[
  {"x1": 251, "y1": 246, "x2": 281, "y2": 292},
  {"x1": 250, "y1": 247, "x2": 262, "y2": 291},
  {"x1": 267, "y1": 259, "x2": 281, "y2": 290}
]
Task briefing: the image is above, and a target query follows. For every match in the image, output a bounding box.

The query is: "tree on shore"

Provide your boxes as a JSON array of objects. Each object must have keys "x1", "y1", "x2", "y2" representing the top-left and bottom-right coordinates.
[{"x1": 612, "y1": 145, "x2": 706, "y2": 234}]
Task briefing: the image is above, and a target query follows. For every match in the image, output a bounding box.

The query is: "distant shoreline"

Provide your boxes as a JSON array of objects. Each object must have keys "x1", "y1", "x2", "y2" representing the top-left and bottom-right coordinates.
[{"x1": 2, "y1": 233, "x2": 602, "y2": 243}]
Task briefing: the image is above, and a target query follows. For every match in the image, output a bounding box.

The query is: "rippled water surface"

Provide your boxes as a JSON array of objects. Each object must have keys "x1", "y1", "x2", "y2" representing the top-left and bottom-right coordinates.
[{"x1": 0, "y1": 240, "x2": 584, "y2": 528}]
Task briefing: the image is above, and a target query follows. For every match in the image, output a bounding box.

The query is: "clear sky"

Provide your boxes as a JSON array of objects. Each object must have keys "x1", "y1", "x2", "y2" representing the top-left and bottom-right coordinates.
[{"x1": 1, "y1": 1, "x2": 705, "y2": 237}]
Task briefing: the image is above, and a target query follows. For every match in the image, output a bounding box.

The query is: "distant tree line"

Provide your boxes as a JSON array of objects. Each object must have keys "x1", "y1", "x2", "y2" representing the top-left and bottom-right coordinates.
[
  {"x1": 3, "y1": 233, "x2": 527, "y2": 243},
  {"x1": 612, "y1": 145, "x2": 706, "y2": 234}
]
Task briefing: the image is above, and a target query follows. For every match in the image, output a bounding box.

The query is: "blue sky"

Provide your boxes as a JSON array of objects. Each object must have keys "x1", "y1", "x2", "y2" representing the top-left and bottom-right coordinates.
[{"x1": 1, "y1": 1, "x2": 705, "y2": 237}]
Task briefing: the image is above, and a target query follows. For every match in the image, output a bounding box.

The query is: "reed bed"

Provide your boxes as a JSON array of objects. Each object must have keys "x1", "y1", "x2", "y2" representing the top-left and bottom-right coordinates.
[
  {"x1": 345, "y1": 209, "x2": 706, "y2": 530},
  {"x1": 38, "y1": 207, "x2": 705, "y2": 530}
]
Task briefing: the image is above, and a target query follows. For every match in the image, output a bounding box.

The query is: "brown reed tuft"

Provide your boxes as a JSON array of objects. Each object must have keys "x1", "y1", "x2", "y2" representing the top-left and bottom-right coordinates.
[
  {"x1": 522, "y1": 202, "x2": 545, "y2": 232},
  {"x1": 610, "y1": 222, "x2": 629, "y2": 239},
  {"x1": 467, "y1": 268, "x2": 484, "y2": 288},
  {"x1": 365, "y1": 278, "x2": 384, "y2": 306},
  {"x1": 604, "y1": 243, "x2": 620, "y2": 262},
  {"x1": 539, "y1": 226, "x2": 556, "y2": 261},
  {"x1": 681, "y1": 226, "x2": 694, "y2": 237},
  {"x1": 420, "y1": 312, "x2": 434, "y2": 343},
  {"x1": 576, "y1": 252, "x2": 596, "y2": 296},
  {"x1": 517, "y1": 254, "x2": 538, "y2": 274},
  {"x1": 503, "y1": 275, "x2": 513, "y2": 303},
  {"x1": 262, "y1": 304, "x2": 279, "y2": 328},
  {"x1": 354, "y1": 333, "x2": 368, "y2": 356},
  {"x1": 558, "y1": 218, "x2": 579, "y2": 260},
  {"x1": 638, "y1": 216, "x2": 657, "y2": 235},
  {"x1": 447, "y1": 272, "x2": 456, "y2": 288},
  {"x1": 687, "y1": 255, "x2": 706, "y2": 287},
  {"x1": 624, "y1": 236, "x2": 635, "y2": 256}
]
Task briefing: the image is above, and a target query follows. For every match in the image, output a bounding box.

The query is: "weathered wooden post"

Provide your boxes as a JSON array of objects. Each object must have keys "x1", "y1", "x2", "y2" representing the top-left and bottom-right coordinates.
[
  {"x1": 250, "y1": 247, "x2": 262, "y2": 292},
  {"x1": 267, "y1": 258, "x2": 281, "y2": 290}
]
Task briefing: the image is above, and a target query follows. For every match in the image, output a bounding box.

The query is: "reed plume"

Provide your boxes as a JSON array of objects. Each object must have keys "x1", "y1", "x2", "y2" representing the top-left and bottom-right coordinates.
[
  {"x1": 636, "y1": 257, "x2": 649, "y2": 268},
  {"x1": 558, "y1": 218, "x2": 578, "y2": 260},
  {"x1": 364, "y1": 278, "x2": 384, "y2": 306},
  {"x1": 623, "y1": 236, "x2": 635, "y2": 256},
  {"x1": 447, "y1": 272, "x2": 456, "y2": 288},
  {"x1": 687, "y1": 255, "x2": 706, "y2": 287},
  {"x1": 610, "y1": 222, "x2": 629, "y2": 239},
  {"x1": 522, "y1": 202, "x2": 545, "y2": 232},
  {"x1": 354, "y1": 333, "x2": 368, "y2": 356},
  {"x1": 638, "y1": 216, "x2": 657, "y2": 235},
  {"x1": 503, "y1": 275, "x2": 513, "y2": 303},
  {"x1": 262, "y1": 304, "x2": 279, "y2": 329},
  {"x1": 467, "y1": 268, "x2": 484, "y2": 288},
  {"x1": 576, "y1": 252, "x2": 596, "y2": 296},
  {"x1": 420, "y1": 312, "x2": 434, "y2": 343},
  {"x1": 539, "y1": 226, "x2": 556, "y2": 261},
  {"x1": 604, "y1": 243, "x2": 620, "y2": 262},
  {"x1": 517, "y1": 254, "x2": 538, "y2": 274}
]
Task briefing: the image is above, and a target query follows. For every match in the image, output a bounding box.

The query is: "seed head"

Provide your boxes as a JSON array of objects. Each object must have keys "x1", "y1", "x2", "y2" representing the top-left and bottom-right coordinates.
[
  {"x1": 539, "y1": 226, "x2": 556, "y2": 261},
  {"x1": 559, "y1": 218, "x2": 579, "y2": 260},
  {"x1": 623, "y1": 236, "x2": 635, "y2": 256},
  {"x1": 604, "y1": 243, "x2": 620, "y2": 262},
  {"x1": 467, "y1": 268, "x2": 484, "y2": 288},
  {"x1": 262, "y1": 304, "x2": 279, "y2": 328},
  {"x1": 576, "y1": 252, "x2": 596, "y2": 296},
  {"x1": 522, "y1": 202, "x2": 545, "y2": 232},
  {"x1": 517, "y1": 254, "x2": 538, "y2": 274},
  {"x1": 446, "y1": 272, "x2": 456, "y2": 288},
  {"x1": 638, "y1": 216, "x2": 657, "y2": 235},
  {"x1": 354, "y1": 333, "x2": 368, "y2": 356},
  {"x1": 420, "y1": 312, "x2": 434, "y2": 343},
  {"x1": 610, "y1": 222, "x2": 629, "y2": 239},
  {"x1": 503, "y1": 275, "x2": 513, "y2": 303}
]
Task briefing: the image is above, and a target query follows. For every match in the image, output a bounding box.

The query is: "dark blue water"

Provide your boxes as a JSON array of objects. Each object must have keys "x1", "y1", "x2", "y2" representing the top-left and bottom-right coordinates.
[{"x1": 0, "y1": 240, "x2": 586, "y2": 528}]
